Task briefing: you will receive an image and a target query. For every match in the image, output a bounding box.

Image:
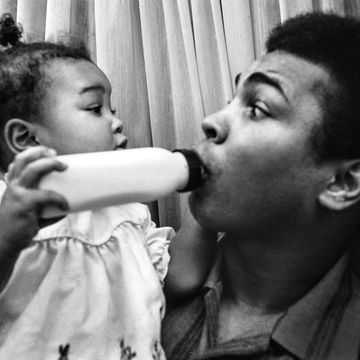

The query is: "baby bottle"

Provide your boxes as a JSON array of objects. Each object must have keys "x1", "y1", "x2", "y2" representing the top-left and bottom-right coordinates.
[{"x1": 39, "y1": 147, "x2": 203, "y2": 218}]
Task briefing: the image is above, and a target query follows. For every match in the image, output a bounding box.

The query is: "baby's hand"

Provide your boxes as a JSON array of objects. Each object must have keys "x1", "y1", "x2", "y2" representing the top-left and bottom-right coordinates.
[{"x1": 0, "y1": 146, "x2": 69, "y2": 254}]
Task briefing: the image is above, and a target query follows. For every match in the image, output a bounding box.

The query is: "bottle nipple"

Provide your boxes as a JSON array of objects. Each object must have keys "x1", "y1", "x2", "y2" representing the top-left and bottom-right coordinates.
[{"x1": 172, "y1": 149, "x2": 204, "y2": 192}]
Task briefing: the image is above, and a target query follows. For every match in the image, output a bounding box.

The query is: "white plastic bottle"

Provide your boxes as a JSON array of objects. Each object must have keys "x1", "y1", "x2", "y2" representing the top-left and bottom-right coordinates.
[{"x1": 39, "y1": 147, "x2": 203, "y2": 218}]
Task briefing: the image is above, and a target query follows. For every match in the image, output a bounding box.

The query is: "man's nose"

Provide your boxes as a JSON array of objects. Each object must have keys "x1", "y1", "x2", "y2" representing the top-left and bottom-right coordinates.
[{"x1": 201, "y1": 112, "x2": 228, "y2": 144}]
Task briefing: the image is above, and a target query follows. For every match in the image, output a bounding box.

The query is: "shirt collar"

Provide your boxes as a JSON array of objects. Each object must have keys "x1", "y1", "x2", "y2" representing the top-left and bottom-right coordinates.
[
  {"x1": 203, "y1": 251, "x2": 360, "y2": 359},
  {"x1": 203, "y1": 251, "x2": 222, "y2": 290},
  {"x1": 272, "y1": 254, "x2": 352, "y2": 359}
]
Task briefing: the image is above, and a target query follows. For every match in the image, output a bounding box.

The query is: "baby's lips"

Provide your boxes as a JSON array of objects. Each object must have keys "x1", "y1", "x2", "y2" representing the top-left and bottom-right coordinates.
[{"x1": 115, "y1": 136, "x2": 128, "y2": 150}]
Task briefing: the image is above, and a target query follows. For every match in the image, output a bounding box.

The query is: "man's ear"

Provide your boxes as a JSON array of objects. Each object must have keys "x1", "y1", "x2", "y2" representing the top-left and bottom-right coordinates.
[
  {"x1": 319, "y1": 160, "x2": 360, "y2": 211},
  {"x1": 4, "y1": 118, "x2": 39, "y2": 154}
]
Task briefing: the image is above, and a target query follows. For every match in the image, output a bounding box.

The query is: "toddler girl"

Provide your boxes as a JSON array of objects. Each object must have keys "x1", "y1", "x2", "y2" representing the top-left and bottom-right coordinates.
[{"x1": 0, "y1": 15, "x2": 216, "y2": 360}]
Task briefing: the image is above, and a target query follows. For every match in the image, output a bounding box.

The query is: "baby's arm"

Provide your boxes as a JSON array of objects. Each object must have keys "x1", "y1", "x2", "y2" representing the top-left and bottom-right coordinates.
[
  {"x1": 0, "y1": 146, "x2": 69, "y2": 290},
  {"x1": 165, "y1": 206, "x2": 218, "y2": 300}
]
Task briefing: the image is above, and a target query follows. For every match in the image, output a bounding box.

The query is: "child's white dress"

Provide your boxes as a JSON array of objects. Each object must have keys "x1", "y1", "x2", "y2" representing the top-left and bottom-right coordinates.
[{"x1": 0, "y1": 181, "x2": 173, "y2": 360}]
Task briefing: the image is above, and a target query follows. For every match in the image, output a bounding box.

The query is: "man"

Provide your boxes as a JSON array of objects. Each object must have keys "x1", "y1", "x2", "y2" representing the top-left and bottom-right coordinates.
[{"x1": 162, "y1": 12, "x2": 360, "y2": 360}]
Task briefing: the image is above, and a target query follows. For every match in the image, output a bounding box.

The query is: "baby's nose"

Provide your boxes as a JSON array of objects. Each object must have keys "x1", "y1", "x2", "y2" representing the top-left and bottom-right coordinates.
[{"x1": 112, "y1": 116, "x2": 124, "y2": 133}]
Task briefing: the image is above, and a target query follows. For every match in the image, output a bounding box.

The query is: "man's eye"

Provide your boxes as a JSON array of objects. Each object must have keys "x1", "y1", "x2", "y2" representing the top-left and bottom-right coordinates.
[{"x1": 248, "y1": 102, "x2": 269, "y2": 120}]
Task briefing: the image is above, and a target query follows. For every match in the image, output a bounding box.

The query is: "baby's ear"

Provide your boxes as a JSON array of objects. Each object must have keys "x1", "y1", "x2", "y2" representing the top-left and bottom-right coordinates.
[
  {"x1": 319, "y1": 160, "x2": 360, "y2": 211},
  {"x1": 4, "y1": 118, "x2": 38, "y2": 154}
]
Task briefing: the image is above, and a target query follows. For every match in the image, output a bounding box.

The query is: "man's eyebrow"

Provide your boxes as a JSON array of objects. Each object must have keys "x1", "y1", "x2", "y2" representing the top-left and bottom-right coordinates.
[
  {"x1": 79, "y1": 84, "x2": 105, "y2": 94},
  {"x1": 244, "y1": 72, "x2": 289, "y2": 102}
]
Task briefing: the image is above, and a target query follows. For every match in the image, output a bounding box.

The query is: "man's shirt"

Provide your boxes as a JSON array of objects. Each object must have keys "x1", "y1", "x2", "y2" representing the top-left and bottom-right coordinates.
[{"x1": 162, "y1": 252, "x2": 360, "y2": 359}]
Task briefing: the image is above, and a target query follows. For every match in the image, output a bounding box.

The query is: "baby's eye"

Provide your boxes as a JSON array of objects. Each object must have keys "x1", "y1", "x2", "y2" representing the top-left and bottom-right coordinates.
[
  {"x1": 87, "y1": 105, "x2": 102, "y2": 114},
  {"x1": 111, "y1": 108, "x2": 116, "y2": 115}
]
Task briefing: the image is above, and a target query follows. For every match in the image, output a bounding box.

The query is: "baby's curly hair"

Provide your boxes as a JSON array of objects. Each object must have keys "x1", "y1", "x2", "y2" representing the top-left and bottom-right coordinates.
[
  {"x1": 0, "y1": 14, "x2": 92, "y2": 171},
  {"x1": 267, "y1": 12, "x2": 360, "y2": 161}
]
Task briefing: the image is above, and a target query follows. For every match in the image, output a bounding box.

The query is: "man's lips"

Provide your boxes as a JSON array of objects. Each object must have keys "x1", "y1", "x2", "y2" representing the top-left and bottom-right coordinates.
[
  {"x1": 193, "y1": 149, "x2": 210, "y2": 182},
  {"x1": 201, "y1": 162, "x2": 210, "y2": 180}
]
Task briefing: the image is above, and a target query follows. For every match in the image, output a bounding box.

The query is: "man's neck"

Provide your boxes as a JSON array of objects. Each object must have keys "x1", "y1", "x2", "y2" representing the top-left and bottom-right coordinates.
[{"x1": 221, "y1": 227, "x2": 347, "y2": 313}]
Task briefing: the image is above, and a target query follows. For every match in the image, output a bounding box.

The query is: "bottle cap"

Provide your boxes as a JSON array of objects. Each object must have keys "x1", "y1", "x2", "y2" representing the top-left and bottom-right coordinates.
[{"x1": 173, "y1": 149, "x2": 204, "y2": 192}]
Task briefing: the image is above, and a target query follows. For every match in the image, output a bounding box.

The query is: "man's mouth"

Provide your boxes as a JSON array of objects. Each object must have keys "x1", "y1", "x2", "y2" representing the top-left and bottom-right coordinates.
[{"x1": 193, "y1": 149, "x2": 210, "y2": 182}]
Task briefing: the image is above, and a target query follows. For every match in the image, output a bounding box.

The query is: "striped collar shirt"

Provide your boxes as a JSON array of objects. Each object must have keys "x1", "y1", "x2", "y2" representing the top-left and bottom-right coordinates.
[{"x1": 162, "y1": 253, "x2": 360, "y2": 360}]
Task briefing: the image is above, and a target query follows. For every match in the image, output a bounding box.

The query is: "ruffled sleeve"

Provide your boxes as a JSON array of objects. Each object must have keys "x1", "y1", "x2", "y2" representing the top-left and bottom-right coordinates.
[{"x1": 143, "y1": 209, "x2": 175, "y2": 285}]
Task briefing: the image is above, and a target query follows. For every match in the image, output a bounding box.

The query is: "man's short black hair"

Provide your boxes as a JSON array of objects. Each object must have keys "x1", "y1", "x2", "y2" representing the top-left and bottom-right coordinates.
[{"x1": 267, "y1": 12, "x2": 360, "y2": 161}]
